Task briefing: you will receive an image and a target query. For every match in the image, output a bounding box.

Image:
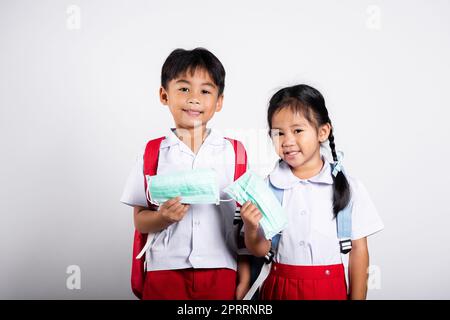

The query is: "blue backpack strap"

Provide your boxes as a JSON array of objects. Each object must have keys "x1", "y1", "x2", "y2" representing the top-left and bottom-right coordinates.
[
  {"x1": 337, "y1": 203, "x2": 353, "y2": 254},
  {"x1": 331, "y1": 162, "x2": 353, "y2": 254}
]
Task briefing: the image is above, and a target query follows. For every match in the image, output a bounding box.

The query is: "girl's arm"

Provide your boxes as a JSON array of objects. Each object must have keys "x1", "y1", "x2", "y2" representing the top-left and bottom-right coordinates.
[
  {"x1": 241, "y1": 201, "x2": 271, "y2": 257},
  {"x1": 348, "y1": 237, "x2": 369, "y2": 300}
]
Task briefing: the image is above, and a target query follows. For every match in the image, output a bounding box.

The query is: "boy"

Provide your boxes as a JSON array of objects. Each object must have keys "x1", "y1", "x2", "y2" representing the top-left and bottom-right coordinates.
[{"x1": 120, "y1": 48, "x2": 250, "y2": 299}]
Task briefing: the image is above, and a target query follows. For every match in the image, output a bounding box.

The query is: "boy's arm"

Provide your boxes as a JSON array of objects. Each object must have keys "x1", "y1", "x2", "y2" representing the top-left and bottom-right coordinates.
[
  {"x1": 133, "y1": 197, "x2": 189, "y2": 233},
  {"x1": 235, "y1": 255, "x2": 251, "y2": 300},
  {"x1": 348, "y1": 237, "x2": 369, "y2": 300}
]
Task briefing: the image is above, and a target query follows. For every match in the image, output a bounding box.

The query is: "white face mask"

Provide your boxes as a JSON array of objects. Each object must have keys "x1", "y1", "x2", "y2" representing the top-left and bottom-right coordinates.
[{"x1": 224, "y1": 171, "x2": 288, "y2": 239}]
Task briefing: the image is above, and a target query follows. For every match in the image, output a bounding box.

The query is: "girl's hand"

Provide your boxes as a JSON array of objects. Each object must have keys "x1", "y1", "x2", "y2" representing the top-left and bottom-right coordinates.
[
  {"x1": 240, "y1": 200, "x2": 262, "y2": 232},
  {"x1": 159, "y1": 197, "x2": 190, "y2": 225}
]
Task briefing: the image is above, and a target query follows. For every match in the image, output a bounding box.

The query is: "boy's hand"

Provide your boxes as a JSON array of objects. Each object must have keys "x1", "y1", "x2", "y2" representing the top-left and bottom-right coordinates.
[
  {"x1": 159, "y1": 197, "x2": 190, "y2": 225},
  {"x1": 240, "y1": 200, "x2": 262, "y2": 232}
]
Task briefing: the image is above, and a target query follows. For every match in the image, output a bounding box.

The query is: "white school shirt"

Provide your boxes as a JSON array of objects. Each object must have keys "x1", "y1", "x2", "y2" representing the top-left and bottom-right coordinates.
[
  {"x1": 120, "y1": 128, "x2": 240, "y2": 271},
  {"x1": 268, "y1": 158, "x2": 384, "y2": 266}
]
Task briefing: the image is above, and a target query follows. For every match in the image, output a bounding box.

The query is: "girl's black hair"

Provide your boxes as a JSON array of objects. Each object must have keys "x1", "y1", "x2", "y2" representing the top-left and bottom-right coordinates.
[
  {"x1": 161, "y1": 47, "x2": 225, "y2": 95},
  {"x1": 267, "y1": 84, "x2": 351, "y2": 217}
]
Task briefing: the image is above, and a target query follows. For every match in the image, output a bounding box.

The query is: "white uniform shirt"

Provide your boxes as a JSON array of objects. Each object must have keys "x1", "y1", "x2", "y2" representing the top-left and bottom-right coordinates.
[
  {"x1": 268, "y1": 158, "x2": 384, "y2": 266},
  {"x1": 120, "y1": 128, "x2": 240, "y2": 271}
]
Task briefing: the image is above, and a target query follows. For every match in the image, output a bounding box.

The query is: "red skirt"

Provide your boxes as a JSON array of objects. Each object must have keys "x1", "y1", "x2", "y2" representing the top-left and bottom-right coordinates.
[
  {"x1": 142, "y1": 268, "x2": 236, "y2": 300},
  {"x1": 260, "y1": 263, "x2": 348, "y2": 300}
]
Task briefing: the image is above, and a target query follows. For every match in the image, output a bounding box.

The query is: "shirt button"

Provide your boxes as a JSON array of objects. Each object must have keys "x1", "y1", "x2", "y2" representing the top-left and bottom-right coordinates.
[
  {"x1": 300, "y1": 210, "x2": 307, "y2": 216},
  {"x1": 194, "y1": 221, "x2": 200, "y2": 226},
  {"x1": 299, "y1": 241, "x2": 305, "y2": 246},
  {"x1": 325, "y1": 270, "x2": 331, "y2": 276}
]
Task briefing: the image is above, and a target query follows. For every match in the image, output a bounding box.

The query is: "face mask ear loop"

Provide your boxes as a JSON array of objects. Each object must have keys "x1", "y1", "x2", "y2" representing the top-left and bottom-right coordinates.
[
  {"x1": 211, "y1": 168, "x2": 221, "y2": 205},
  {"x1": 243, "y1": 173, "x2": 252, "y2": 204},
  {"x1": 146, "y1": 176, "x2": 160, "y2": 207},
  {"x1": 208, "y1": 167, "x2": 232, "y2": 204},
  {"x1": 219, "y1": 172, "x2": 250, "y2": 203}
]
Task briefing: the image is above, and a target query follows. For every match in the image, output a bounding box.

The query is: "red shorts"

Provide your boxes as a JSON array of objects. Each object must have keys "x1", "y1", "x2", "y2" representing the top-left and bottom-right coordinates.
[
  {"x1": 142, "y1": 268, "x2": 237, "y2": 300},
  {"x1": 260, "y1": 263, "x2": 348, "y2": 300}
]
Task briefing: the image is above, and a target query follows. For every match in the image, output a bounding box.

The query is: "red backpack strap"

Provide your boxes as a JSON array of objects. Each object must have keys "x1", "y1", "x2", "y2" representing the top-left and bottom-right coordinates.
[
  {"x1": 131, "y1": 136, "x2": 165, "y2": 300},
  {"x1": 225, "y1": 138, "x2": 247, "y2": 181},
  {"x1": 143, "y1": 136, "x2": 166, "y2": 202},
  {"x1": 225, "y1": 138, "x2": 248, "y2": 251},
  {"x1": 225, "y1": 138, "x2": 247, "y2": 209}
]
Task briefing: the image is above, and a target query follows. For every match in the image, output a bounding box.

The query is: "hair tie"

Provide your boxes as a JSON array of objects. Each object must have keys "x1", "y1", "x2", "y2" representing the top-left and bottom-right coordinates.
[{"x1": 332, "y1": 151, "x2": 344, "y2": 177}]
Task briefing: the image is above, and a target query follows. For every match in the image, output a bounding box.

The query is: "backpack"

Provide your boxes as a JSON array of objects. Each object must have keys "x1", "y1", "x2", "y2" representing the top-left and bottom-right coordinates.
[
  {"x1": 243, "y1": 164, "x2": 353, "y2": 300},
  {"x1": 131, "y1": 136, "x2": 248, "y2": 299}
]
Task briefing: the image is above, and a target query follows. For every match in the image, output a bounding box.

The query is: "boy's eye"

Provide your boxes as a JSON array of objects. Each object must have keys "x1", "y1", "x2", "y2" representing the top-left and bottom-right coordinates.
[
  {"x1": 179, "y1": 87, "x2": 189, "y2": 92},
  {"x1": 201, "y1": 90, "x2": 211, "y2": 94},
  {"x1": 294, "y1": 129, "x2": 303, "y2": 134}
]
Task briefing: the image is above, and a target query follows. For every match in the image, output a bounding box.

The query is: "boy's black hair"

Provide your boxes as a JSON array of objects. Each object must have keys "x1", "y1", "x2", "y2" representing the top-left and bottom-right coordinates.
[
  {"x1": 161, "y1": 48, "x2": 225, "y2": 95},
  {"x1": 267, "y1": 84, "x2": 351, "y2": 218}
]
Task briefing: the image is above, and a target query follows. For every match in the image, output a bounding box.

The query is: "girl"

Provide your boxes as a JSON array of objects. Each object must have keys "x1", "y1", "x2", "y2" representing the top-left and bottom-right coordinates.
[{"x1": 241, "y1": 84, "x2": 384, "y2": 300}]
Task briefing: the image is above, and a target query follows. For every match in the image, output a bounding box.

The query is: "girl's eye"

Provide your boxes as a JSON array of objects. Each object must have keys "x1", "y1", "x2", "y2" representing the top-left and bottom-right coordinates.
[
  {"x1": 271, "y1": 131, "x2": 283, "y2": 137},
  {"x1": 179, "y1": 87, "x2": 189, "y2": 92},
  {"x1": 294, "y1": 129, "x2": 303, "y2": 134},
  {"x1": 201, "y1": 90, "x2": 211, "y2": 94}
]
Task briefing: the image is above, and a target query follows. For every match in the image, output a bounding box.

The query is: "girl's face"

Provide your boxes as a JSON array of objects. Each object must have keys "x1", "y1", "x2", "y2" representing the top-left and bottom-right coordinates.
[{"x1": 270, "y1": 107, "x2": 331, "y2": 177}]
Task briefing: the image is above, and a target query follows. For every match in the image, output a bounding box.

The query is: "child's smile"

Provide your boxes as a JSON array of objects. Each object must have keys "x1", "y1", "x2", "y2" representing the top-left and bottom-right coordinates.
[
  {"x1": 283, "y1": 149, "x2": 301, "y2": 159},
  {"x1": 182, "y1": 107, "x2": 203, "y2": 118}
]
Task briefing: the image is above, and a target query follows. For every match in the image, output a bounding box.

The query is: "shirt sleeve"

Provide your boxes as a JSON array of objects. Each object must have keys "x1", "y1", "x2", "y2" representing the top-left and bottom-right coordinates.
[
  {"x1": 120, "y1": 151, "x2": 148, "y2": 208},
  {"x1": 349, "y1": 177, "x2": 385, "y2": 240}
]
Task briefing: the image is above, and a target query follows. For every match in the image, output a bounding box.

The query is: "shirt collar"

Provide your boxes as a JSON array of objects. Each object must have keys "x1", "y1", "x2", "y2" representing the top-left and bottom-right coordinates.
[
  {"x1": 160, "y1": 128, "x2": 225, "y2": 149},
  {"x1": 269, "y1": 156, "x2": 334, "y2": 189}
]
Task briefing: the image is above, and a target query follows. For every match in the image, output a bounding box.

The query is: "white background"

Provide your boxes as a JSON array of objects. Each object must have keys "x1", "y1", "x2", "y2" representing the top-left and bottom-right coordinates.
[{"x1": 1, "y1": 0, "x2": 449, "y2": 299}]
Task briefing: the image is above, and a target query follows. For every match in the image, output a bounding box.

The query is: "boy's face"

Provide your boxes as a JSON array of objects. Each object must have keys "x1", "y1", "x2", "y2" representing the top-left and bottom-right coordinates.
[{"x1": 160, "y1": 68, "x2": 223, "y2": 131}]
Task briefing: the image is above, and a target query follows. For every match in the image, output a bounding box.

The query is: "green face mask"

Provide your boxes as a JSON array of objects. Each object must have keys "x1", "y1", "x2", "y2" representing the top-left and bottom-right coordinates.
[
  {"x1": 146, "y1": 168, "x2": 220, "y2": 206},
  {"x1": 224, "y1": 171, "x2": 288, "y2": 239}
]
